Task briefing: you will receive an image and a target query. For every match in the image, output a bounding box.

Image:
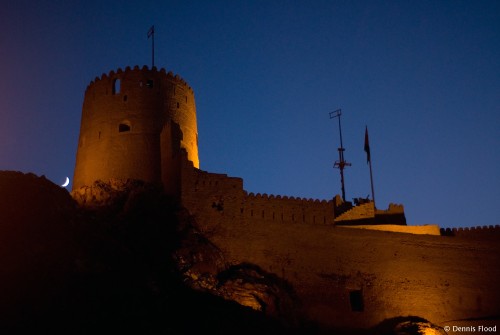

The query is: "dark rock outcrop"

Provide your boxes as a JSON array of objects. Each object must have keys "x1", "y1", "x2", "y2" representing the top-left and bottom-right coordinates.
[{"x1": 0, "y1": 172, "x2": 77, "y2": 329}]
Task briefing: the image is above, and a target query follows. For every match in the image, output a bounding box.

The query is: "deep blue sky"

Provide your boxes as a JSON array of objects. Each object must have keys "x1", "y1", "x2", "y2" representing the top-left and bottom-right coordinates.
[{"x1": 1, "y1": 1, "x2": 499, "y2": 228}]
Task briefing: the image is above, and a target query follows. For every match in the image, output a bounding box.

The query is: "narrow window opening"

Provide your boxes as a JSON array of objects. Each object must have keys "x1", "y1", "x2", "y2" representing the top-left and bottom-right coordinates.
[
  {"x1": 212, "y1": 201, "x2": 223, "y2": 212},
  {"x1": 349, "y1": 290, "x2": 364, "y2": 312},
  {"x1": 240, "y1": 208, "x2": 244, "y2": 214},
  {"x1": 112, "y1": 78, "x2": 121, "y2": 95},
  {"x1": 292, "y1": 214, "x2": 295, "y2": 221},
  {"x1": 98, "y1": 131, "x2": 101, "y2": 139},
  {"x1": 123, "y1": 95, "x2": 128, "y2": 102},
  {"x1": 177, "y1": 102, "x2": 180, "y2": 109},
  {"x1": 146, "y1": 79, "x2": 154, "y2": 88},
  {"x1": 185, "y1": 96, "x2": 188, "y2": 103},
  {"x1": 119, "y1": 123, "x2": 131, "y2": 132}
]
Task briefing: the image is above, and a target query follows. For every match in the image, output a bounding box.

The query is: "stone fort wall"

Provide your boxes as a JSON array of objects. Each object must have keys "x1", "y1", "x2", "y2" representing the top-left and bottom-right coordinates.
[
  {"x1": 73, "y1": 66, "x2": 199, "y2": 192},
  {"x1": 180, "y1": 158, "x2": 335, "y2": 235},
  {"x1": 179, "y1": 159, "x2": 500, "y2": 329}
]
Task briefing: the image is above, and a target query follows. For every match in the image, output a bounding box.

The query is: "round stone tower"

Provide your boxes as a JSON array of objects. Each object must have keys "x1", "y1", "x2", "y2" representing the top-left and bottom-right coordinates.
[{"x1": 73, "y1": 65, "x2": 199, "y2": 193}]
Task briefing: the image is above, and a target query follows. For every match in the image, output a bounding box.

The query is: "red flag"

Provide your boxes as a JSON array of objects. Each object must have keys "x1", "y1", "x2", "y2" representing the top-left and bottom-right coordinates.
[{"x1": 364, "y1": 126, "x2": 370, "y2": 164}]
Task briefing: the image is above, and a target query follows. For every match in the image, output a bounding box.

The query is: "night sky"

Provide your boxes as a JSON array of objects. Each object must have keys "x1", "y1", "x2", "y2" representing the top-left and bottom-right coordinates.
[{"x1": 1, "y1": 1, "x2": 499, "y2": 228}]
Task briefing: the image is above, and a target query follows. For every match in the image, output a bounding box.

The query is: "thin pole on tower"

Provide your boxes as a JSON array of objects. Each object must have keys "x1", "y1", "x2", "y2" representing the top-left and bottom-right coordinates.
[
  {"x1": 369, "y1": 158, "x2": 376, "y2": 208},
  {"x1": 148, "y1": 25, "x2": 155, "y2": 68},
  {"x1": 329, "y1": 109, "x2": 351, "y2": 202},
  {"x1": 364, "y1": 126, "x2": 376, "y2": 208}
]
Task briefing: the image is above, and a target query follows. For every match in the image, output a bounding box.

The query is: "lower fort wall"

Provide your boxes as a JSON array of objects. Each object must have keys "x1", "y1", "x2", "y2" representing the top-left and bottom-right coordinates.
[{"x1": 179, "y1": 161, "x2": 500, "y2": 329}]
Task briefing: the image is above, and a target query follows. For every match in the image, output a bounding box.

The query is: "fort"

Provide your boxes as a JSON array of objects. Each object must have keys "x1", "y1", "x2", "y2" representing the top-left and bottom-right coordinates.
[{"x1": 72, "y1": 66, "x2": 500, "y2": 331}]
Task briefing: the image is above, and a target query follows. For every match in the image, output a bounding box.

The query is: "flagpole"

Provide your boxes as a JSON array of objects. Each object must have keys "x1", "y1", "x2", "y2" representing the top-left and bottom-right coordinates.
[
  {"x1": 364, "y1": 126, "x2": 376, "y2": 208},
  {"x1": 148, "y1": 25, "x2": 155, "y2": 68},
  {"x1": 369, "y1": 154, "x2": 376, "y2": 209}
]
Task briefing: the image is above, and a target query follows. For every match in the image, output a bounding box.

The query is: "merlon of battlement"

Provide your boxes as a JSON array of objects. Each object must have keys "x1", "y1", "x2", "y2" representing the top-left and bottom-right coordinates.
[
  {"x1": 245, "y1": 191, "x2": 331, "y2": 204},
  {"x1": 85, "y1": 65, "x2": 194, "y2": 93},
  {"x1": 440, "y1": 225, "x2": 500, "y2": 236}
]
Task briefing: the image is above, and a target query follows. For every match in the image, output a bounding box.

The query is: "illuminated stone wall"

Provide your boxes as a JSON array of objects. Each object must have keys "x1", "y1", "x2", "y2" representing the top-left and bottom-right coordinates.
[
  {"x1": 73, "y1": 66, "x2": 199, "y2": 192},
  {"x1": 180, "y1": 159, "x2": 500, "y2": 330},
  {"x1": 244, "y1": 193, "x2": 335, "y2": 225},
  {"x1": 334, "y1": 202, "x2": 375, "y2": 222},
  {"x1": 342, "y1": 223, "x2": 441, "y2": 235},
  {"x1": 180, "y1": 158, "x2": 335, "y2": 237}
]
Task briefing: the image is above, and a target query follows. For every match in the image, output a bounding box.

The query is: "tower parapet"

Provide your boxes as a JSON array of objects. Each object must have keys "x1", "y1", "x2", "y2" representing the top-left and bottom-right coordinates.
[{"x1": 73, "y1": 66, "x2": 199, "y2": 193}]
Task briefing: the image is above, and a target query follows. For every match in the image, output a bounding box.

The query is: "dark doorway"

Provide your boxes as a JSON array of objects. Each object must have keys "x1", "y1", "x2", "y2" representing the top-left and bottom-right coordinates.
[{"x1": 349, "y1": 290, "x2": 364, "y2": 312}]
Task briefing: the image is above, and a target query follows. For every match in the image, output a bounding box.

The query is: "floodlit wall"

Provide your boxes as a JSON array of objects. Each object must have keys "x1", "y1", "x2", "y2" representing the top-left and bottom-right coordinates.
[
  {"x1": 180, "y1": 159, "x2": 335, "y2": 236},
  {"x1": 180, "y1": 160, "x2": 500, "y2": 329}
]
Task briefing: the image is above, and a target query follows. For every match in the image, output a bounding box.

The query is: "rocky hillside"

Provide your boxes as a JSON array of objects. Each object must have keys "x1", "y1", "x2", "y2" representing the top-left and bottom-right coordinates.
[{"x1": 0, "y1": 172, "x2": 298, "y2": 334}]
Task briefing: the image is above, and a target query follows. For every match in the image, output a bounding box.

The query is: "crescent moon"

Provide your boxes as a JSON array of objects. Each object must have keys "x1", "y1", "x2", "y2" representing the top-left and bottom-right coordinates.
[{"x1": 61, "y1": 177, "x2": 70, "y2": 187}]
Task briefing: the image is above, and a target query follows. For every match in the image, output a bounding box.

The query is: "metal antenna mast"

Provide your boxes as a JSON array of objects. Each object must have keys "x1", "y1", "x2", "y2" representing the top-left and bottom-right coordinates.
[{"x1": 329, "y1": 109, "x2": 351, "y2": 201}]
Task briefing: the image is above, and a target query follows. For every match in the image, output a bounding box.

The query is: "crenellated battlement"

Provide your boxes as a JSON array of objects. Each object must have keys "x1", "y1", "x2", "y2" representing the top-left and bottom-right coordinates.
[
  {"x1": 440, "y1": 225, "x2": 500, "y2": 237},
  {"x1": 246, "y1": 191, "x2": 330, "y2": 204},
  {"x1": 85, "y1": 65, "x2": 193, "y2": 93},
  {"x1": 180, "y1": 163, "x2": 335, "y2": 228},
  {"x1": 244, "y1": 191, "x2": 334, "y2": 225}
]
